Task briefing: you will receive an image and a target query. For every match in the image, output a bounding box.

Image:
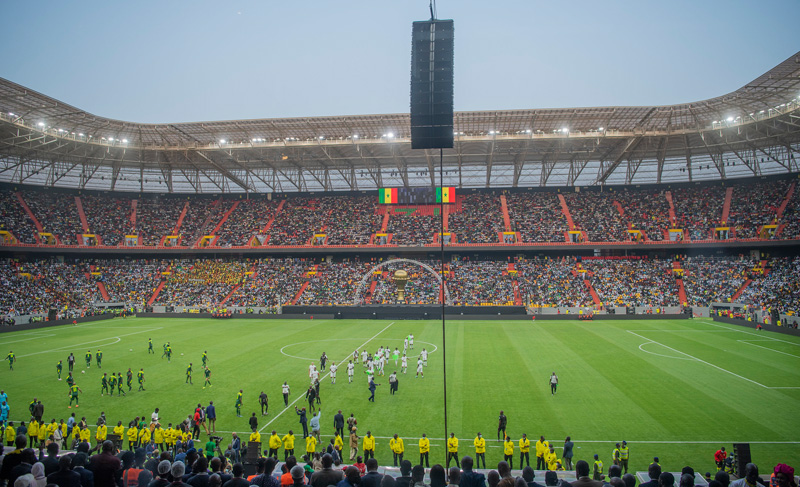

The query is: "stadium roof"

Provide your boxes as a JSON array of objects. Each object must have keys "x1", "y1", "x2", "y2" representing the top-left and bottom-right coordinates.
[{"x1": 1, "y1": 52, "x2": 799, "y2": 193}]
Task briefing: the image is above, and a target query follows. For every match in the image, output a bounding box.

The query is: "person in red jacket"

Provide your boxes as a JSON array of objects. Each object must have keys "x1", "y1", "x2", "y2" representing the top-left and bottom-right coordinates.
[{"x1": 714, "y1": 447, "x2": 727, "y2": 470}]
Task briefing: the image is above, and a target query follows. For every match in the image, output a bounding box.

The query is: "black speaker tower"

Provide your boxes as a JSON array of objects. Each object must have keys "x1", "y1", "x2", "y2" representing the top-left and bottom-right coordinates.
[
  {"x1": 410, "y1": 19, "x2": 454, "y2": 149},
  {"x1": 733, "y1": 443, "x2": 751, "y2": 478}
]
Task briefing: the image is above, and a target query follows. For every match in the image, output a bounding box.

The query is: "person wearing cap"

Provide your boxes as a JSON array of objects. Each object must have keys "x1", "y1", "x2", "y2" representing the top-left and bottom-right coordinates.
[{"x1": 619, "y1": 442, "x2": 629, "y2": 474}]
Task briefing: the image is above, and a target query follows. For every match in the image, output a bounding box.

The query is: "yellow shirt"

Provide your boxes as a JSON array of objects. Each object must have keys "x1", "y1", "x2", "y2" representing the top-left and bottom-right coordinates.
[
  {"x1": 334, "y1": 435, "x2": 344, "y2": 451},
  {"x1": 504, "y1": 440, "x2": 514, "y2": 456},
  {"x1": 127, "y1": 427, "x2": 138, "y2": 442},
  {"x1": 80, "y1": 428, "x2": 91, "y2": 443},
  {"x1": 363, "y1": 435, "x2": 375, "y2": 451},
  {"x1": 139, "y1": 428, "x2": 151, "y2": 444},
  {"x1": 474, "y1": 437, "x2": 486, "y2": 453},
  {"x1": 38, "y1": 424, "x2": 48, "y2": 441},
  {"x1": 546, "y1": 451, "x2": 558, "y2": 470},
  {"x1": 520, "y1": 438, "x2": 530, "y2": 453},
  {"x1": 390, "y1": 438, "x2": 404, "y2": 454},
  {"x1": 447, "y1": 437, "x2": 458, "y2": 453},
  {"x1": 5, "y1": 426, "x2": 16, "y2": 443},
  {"x1": 305, "y1": 436, "x2": 316, "y2": 452},
  {"x1": 419, "y1": 437, "x2": 430, "y2": 454},
  {"x1": 154, "y1": 428, "x2": 165, "y2": 443},
  {"x1": 269, "y1": 434, "x2": 282, "y2": 450},
  {"x1": 96, "y1": 424, "x2": 107, "y2": 441},
  {"x1": 113, "y1": 425, "x2": 125, "y2": 437},
  {"x1": 28, "y1": 421, "x2": 39, "y2": 437},
  {"x1": 250, "y1": 431, "x2": 262, "y2": 443},
  {"x1": 282, "y1": 434, "x2": 295, "y2": 450},
  {"x1": 535, "y1": 440, "x2": 550, "y2": 457}
]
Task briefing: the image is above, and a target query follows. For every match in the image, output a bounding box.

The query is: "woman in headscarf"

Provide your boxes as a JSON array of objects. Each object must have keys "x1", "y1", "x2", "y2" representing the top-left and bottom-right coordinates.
[{"x1": 31, "y1": 462, "x2": 47, "y2": 487}]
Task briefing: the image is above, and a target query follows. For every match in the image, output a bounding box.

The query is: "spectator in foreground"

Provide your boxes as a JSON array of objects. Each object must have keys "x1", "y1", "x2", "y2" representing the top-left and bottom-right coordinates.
[{"x1": 572, "y1": 460, "x2": 603, "y2": 487}]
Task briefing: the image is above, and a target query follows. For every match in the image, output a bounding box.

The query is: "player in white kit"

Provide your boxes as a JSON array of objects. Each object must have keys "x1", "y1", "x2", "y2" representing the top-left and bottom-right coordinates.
[
  {"x1": 329, "y1": 362, "x2": 338, "y2": 384},
  {"x1": 347, "y1": 361, "x2": 355, "y2": 383},
  {"x1": 401, "y1": 354, "x2": 408, "y2": 374},
  {"x1": 403, "y1": 337, "x2": 409, "y2": 351},
  {"x1": 421, "y1": 348, "x2": 428, "y2": 366},
  {"x1": 377, "y1": 355, "x2": 385, "y2": 376},
  {"x1": 353, "y1": 350, "x2": 359, "y2": 364},
  {"x1": 409, "y1": 334, "x2": 414, "y2": 350},
  {"x1": 416, "y1": 358, "x2": 424, "y2": 378},
  {"x1": 361, "y1": 350, "x2": 369, "y2": 365}
]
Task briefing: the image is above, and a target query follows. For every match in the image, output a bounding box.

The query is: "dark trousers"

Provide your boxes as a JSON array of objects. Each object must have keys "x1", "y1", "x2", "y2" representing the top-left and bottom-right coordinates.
[
  {"x1": 564, "y1": 457, "x2": 573, "y2": 470},
  {"x1": 504, "y1": 454, "x2": 513, "y2": 469},
  {"x1": 283, "y1": 393, "x2": 289, "y2": 406},
  {"x1": 301, "y1": 423, "x2": 308, "y2": 437},
  {"x1": 336, "y1": 427, "x2": 344, "y2": 438},
  {"x1": 447, "y1": 452, "x2": 460, "y2": 468},
  {"x1": 520, "y1": 451, "x2": 530, "y2": 467},
  {"x1": 285, "y1": 448, "x2": 294, "y2": 461},
  {"x1": 621, "y1": 459, "x2": 628, "y2": 474},
  {"x1": 476, "y1": 452, "x2": 486, "y2": 469},
  {"x1": 537, "y1": 456, "x2": 545, "y2": 469},
  {"x1": 498, "y1": 427, "x2": 505, "y2": 440},
  {"x1": 364, "y1": 449, "x2": 374, "y2": 460},
  {"x1": 393, "y1": 452, "x2": 403, "y2": 466},
  {"x1": 261, "y1": 403, "x2": 268, "y2": 415},
  {"x1": 269, "y1": 448, "x2": 278, "y2": 457},
  {"x1": 420, "y1": 452, "x2": 429, "y2": 467},
  {"x1": 551, "y1": 383, "x2": 557, "y2": 394}
]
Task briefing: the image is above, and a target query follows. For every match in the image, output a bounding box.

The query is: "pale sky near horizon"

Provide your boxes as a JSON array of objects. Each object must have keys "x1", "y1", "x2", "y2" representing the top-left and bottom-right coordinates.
[{"x1": 2, "y1": 1, "x2": 798, "y2": 124}]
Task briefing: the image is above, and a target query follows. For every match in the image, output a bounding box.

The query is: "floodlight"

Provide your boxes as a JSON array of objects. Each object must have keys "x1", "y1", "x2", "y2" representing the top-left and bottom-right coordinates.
[
  {"x1": 219, "y1": 139, "x2": 226, "y2": 144},
  {"x1": 122, "y1": 139, "x2": 128, "y2": 143},
  {"x1": 38, "y1": 122, "x2": 45, "y2": 127},
  {"x1": 726, "y1": 117, "x2": 734, "y2": 122},
  {"x1": 598, "y1": 127, "x2": 604, "y2": 131}
]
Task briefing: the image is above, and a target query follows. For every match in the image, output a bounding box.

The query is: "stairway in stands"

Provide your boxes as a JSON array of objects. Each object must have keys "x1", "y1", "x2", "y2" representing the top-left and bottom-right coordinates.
[
  {"x1": 75, "y1": 196, "x2": 90, "y2": 233},
  {"x1": 15, "y1": 192, "x2": 43, "y2": 243},
  {"x1": 508, "y1": 262, "x2": 522, "y2": 305},
  {"x1": 499, "y1": 195, "x2": 512, "y2": 232},
  {"x1": 731, "y1": 279, "x2": 753, "y2": 302},
  {"x1": 721, "y1": 187, "x2": 734, "y2": 224},
  {"x1": 220, "y1": 284, "x2": 241, "y2": 306},
  {"x1": 673, "y1": 260, "x2": 688, "y2": 305},
  {"x1": 147, "y1": 265, "x2": 171, "y2": 305},
  {"x1": 573, "y1": 262, "x2": 601, "y2": 306},
  {"x1": 775, "y1": 181, "x2": 796, "y2": 237}
]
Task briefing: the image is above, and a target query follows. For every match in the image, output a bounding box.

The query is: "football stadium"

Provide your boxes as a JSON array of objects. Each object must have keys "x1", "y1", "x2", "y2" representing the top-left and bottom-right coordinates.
[{"x1": 1, "y1": 4, "x2": 799, "y2": 487}]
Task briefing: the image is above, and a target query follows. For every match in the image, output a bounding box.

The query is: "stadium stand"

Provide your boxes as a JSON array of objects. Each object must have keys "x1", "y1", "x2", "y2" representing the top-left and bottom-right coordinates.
[
  {"x1": 23, "y1": 189, "x2": 83, "y2": 244},
  {"x1": 738, "y1": 256, "x2": 800, "y2": 316},
  {"x1": 681, "y1": 256, "x2": 756, "y2": 307},
  {"x1": 385, "y1": 207, "x2": 439, "y2": 246},
  {"x1": 582, "y1": 258, "x2": 680, "y2": 307},
  {"x1": 448, "y1": 193, "x2": 504, "y2": 243},
  {"x1": 614, "y1": 188, "x2": 673, "y2": 241},
  {"x1": 81, "y1": 193, "x2": 133, "y2": 246},
  {"x1": 0, "y1": 190, "x2": 39, "y2": 244},
  {"x1": 727, "y1": 180, "x2": 788, "y2": 239},
  {"x1": 227, "y1": 258, "x2": 308, "y2": 309},
  {"x1": 215, "y1": 197, "x2": 280, "y2": 247},
  {"x1": 564, "y1": 192, "x2": 628, "y2": 242},
  {"x1": 506, "y1": 192, "x2": 567, "y2": 243},
  {"x1": 672, "y1": 186, "x2": 726, "y2": 240},
  {"x1": 135, "y1": 194, "x2": 186, "y2": 246},
  {"x1": 324, "y1": 196, "x2": 382, "y2": 246},
  {"x1": 516, "y1": 258, "x2": 593, "y2": 307}
]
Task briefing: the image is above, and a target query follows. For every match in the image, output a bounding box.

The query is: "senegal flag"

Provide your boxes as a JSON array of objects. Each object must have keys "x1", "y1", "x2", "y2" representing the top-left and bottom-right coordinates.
[
  {"x1": 379, "y1": 188, "x2": 398, "y2": 204},
  {"x1": 436, "y1": 187, "x2": 455, "y2": 203}
]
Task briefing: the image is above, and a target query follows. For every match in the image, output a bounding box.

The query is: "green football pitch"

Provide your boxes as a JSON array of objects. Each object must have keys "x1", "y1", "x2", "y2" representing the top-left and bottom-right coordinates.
[{"x1": 2, "y1": 317, "x2": 799, "y2": 473}]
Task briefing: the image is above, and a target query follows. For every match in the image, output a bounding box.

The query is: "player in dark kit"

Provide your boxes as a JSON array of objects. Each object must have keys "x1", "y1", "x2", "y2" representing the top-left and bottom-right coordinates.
[
  {"x1": 259, "y1": 391, "x2": 268, "y2": 415},
  {"x1": 67, "y1": 353, "x2": 75, "y2": 372},
  {"x1": 6, "y1": 351, "x2": 15, "y2": 370},
  {"x1": 498, "y1": 410, "x2": 507, "y2": 440},
  {"x1": 186, "y1": 364, "x2": 193, "y2": 384},
  {"x1": 203, "y1": 367, "x2": 212, "y2": 388},
  {"x1": 96, "y1": 350, "x2": 103, "y2": 368},
  {"x1": 126, "y1": 369, "x2": 133, "y2": 391},
  {"x1": 117, "y1": 373, "x2": 126, "y2": 395},
  {"x1": 148, "y1": 338, "x2": 154, "y2": 354},
  {"x1": 85, "y1": 350, "x2": 92, "y2": 368},
  {"x1": 56, "y1": 360, "x2": 63, "y2": 380},
  {"x1": 101, "y1": 374, "x2": 109, "y2": 395},
  {"x1": 137, "y1": 369, "x2": 145, "y2": 391}
]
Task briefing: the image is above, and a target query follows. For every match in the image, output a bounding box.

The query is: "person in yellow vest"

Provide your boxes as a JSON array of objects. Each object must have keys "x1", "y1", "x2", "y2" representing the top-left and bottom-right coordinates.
[
  {"x1": 163, "y1": 424, "x2": 174, "y2": 451},
  {"x1": 503, "y1": 436, "x2": 514, "y2": 469},
  {"x1": 37, "y1": 419, "x2": 48, "y2": 447},
  {"x1": 389, "y1": 434, "x2": 404, "y2": 466},
  {"x1": 546, "y1": 446, "x2": 558, "y2": 470},
  {"x1": 127, "y1": 424, "x2": 138, "y2": 451},
  {"x1": 619, "y1": 441, "x2": 629, "y2": 474},
  {"x1": 536, "y1": 436, "x2": 550, "y2": 470},
  {"x1": 268, "y1": 430, "x2": 282, "y2": 458},
  {"x1": 59, "y1": 420, "x2": 68, "y2": 448},
  {"x1": 473, "y1": 432, "x2": 486, "y2": 469},
  {"x1": 334, "y1": 432, "x2": 344, "y2": 459},
  {"x1": 154, "y1": 424, "x2": 165, "y2": 451},
  {"x1": 519, "y1": 433, "x2": 531, "y2": 468},
  {"x1": 28, "y1": 419, "x2": 39, "y2": 449},
  {"x1": 447, "y1": 433, "x2": 460, "y2": 468},
  {"x1": 282, "y1": 430, "x2": 296, "y2": 462},
  {"x1": 96, "y1": 421, "x2": 107, "y2": 445},
  {"x1": 250, "y1": 429, "x2": 262, "y2": 444},
  {"x1": 593, "y1": 454, "x2": 604, "y2": 480},
  {"x1": 419, "y1": 433, "x2": 430, "y2": 468},
  {"x1": 612, "y1": 443, "x2": 621, "y2": 467},
  {"x1": 5, "y1": 421, "x2": 16, "y2": 446},
  {"x1": 362, "y1": 431, "x2": 375, "y2": 460},
  {"x1": 79, "y1": 424, "x2": 91, "y2": 448},
  {"x1": 304, "y1": 433, "x2": 315, "y2": 456},
  {"x1": 71, "y1": 422, "x2": 81, "y2": 446},
  {"x1": 138, "y1": 425, "x2": 151, "y2": 447}
]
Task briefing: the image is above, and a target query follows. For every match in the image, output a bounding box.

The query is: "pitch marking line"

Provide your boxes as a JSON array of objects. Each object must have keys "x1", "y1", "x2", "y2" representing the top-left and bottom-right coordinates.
[
  {"x1": 259, "y1": 322, "x2": 395, "y2": 434},
  {"x1": 637, "y1": 342, "x2": 693, "y2": 360},
  {"x1": 737, "y1": 340, "x2": 800, "y2": 358},
  {"x1": 3, "y1": 333, "x2": 57, "y2": 344},
  {"x1": 17, "y1": 327, "x2": 163, "y2": 358},
  {"x1": 627, "y1": 330, "x2": 770, "y2": 389},
  {"x1": 700, "y1": 321, "x2": 800, "y2": 347}
]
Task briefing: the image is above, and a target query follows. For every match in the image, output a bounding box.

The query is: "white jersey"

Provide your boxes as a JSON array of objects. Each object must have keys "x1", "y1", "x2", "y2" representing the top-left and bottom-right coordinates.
[
  {"x1": 330, "y1": 364, "x2": 338, "y2": 376},
  {"x1": 309, "y1": 364, "x2": 315, "y2": 377},
  {"x1": 367, "y1": 374, "x2": 374, "y2": 385},
  {"x1": 282, "y1": 384, "x2": 290, "y2": 394},
  {"x1": 311, "y1": 369, "x2": 319, "y2": 382},
  {"x1": 421, "y1": 350, "x2": 428, "y2": 361},
  {"x1": 404, "y1": 338, "x2": 409, "y2": 350},
  {"x1": 378, "y1": 356, "x2": 385, "y2": 370},
  {"x1": 416, "y1": 360, "x2": 423, "y2": 373},
  {"x1": 347, "y1": 363, "x2": 354, "y2": 375},
  {"x1": 384, "y1": 348, "x2": 390, "y2": 359},
  {"x1": 402, "y1": 356, "x2": 407, "y2": 367},
  {"x1": 550, "y1": 374, "x2": 558, "y2": 384},
  {"x1": 367, "y1": 362, "x2": 374, "y2": 374},
  {"x1": 361, "y1": 350, "x2": 368, "y2": 362},
  {"x1": 409, "y1": 334, "x2": 414, "y2": 346},
  {"x1": 353, "y1": 351, "x2": 358, "y2": 361},
  {"x1": 378, "y1": 347, "x2": 384, "y2": 357}
]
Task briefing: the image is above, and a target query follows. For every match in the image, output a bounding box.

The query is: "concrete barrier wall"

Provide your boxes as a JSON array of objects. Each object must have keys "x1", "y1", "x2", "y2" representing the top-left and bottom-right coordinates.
[
  {"x1": 712, "y1": 316, "x2": 800, "y2": 337},
  {"x1": 0, "y1": 314, "x2": 115, "y2": 333}
]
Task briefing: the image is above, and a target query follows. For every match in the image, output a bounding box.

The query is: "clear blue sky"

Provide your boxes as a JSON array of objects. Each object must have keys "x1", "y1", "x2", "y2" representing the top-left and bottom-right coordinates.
[{"x1": 2, "y1": 1, "x2": 797, "y2": 124}]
